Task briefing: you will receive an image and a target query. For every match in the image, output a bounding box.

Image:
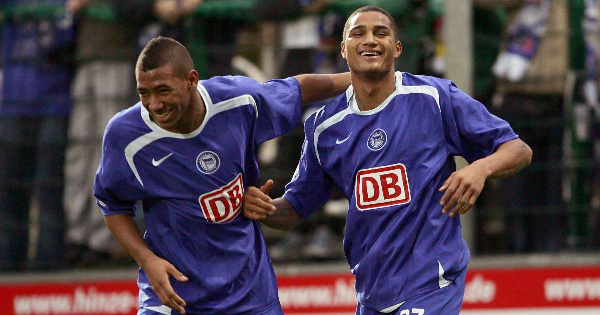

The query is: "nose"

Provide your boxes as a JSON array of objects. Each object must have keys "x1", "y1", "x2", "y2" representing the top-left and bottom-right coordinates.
[
  {"x1": 364, "y1": 31, "x2": 377, "y2": 45},
  {"x1": 148, "y1": 94, "x2": 164, "y2": 111}
]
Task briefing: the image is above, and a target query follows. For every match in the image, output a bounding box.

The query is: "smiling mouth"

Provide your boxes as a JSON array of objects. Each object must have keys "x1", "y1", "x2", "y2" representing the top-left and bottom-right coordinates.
[
  {"x1": 154, "y1": 108, "x2": 173, "y2": 120},
  {"x1": 360, "y1": 51, "x2": 382, "y2": 57}
]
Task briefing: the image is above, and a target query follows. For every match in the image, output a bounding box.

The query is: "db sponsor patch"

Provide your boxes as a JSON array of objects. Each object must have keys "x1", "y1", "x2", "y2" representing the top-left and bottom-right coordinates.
[
  {"x1": 199, "y1": 174, "x2": 244, "y2": 223},
  {"x1": 355, "y1": 163, "x2": 410, "y2": 210}
]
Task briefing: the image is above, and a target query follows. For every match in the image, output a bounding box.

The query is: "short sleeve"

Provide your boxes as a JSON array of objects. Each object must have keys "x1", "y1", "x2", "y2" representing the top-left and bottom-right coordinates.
[
  {"x1": 283, "y1": 120, "x2": 333, "y2": 219},
  {"x1": 253, "y1": 77, "x2": 303, "y2": 144},
  {"x1": 93, "y1": 123, "x2": 140, "y2": 216},
  {"x1": 442, "y1": 82, "x2": 518, "y2": 163}
]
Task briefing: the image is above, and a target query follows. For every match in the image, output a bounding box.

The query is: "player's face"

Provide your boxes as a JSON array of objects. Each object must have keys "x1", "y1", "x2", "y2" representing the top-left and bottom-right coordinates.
[
  {"x1": 341, "y1": 11, "x2": 401, "y2": 78},
  {"x1": 136, "y1": 65, "x2": 198, "y2": 133}
]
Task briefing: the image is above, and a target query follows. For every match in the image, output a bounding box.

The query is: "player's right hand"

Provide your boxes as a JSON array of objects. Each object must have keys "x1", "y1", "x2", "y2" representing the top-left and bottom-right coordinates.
[
  {"x1": 243, "y1": 179, "x2": 276, "y2": 220},
  {"x1": 143, "y1": 256, "x2": 188, "y2": 314}
]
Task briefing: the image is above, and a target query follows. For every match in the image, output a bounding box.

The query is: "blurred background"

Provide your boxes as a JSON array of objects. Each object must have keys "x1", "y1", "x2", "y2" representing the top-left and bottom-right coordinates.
[{"x1": 0, "y1": 0, "x2": 598, "y2": 314}]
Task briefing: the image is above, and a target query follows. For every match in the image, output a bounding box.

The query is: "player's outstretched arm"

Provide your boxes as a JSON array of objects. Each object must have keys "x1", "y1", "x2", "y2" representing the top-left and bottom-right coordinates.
[
  {"x1": 104, "y1": 214, "x2": 188, "y2": 314},
  {"x1": 294, "y1": 72, "x2": 351, "y2": 106},
  {"x1": 439, "y1": 138, "x2": 532, "y2": 217},
  {"x1": 243, "y1": 179, "x2": 303, "y2": 230}
]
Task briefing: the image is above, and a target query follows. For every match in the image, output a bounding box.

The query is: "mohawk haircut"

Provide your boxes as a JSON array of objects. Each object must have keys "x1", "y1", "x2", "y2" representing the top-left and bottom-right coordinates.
[
  {"x1": 136, "y1": 36, "x2": 194, "y2": 79},
  {"x1": 343, "y1": 6, "x2": 399, "y2": 41}
]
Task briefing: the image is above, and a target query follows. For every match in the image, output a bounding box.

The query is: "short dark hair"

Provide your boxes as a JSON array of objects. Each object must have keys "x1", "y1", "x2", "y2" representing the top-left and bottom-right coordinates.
[
  {"x1": 135, "y1": 36, "x2": 194, "y2": 79},
  {"x1": 343, "y1": 6, "x2": 398, "y2": 41}
]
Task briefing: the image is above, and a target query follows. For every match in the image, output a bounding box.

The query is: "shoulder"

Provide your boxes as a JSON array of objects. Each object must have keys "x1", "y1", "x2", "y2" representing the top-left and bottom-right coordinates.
[
  {"x1": 103, "y1": 103, "x2": 148, "y2": 149},
  {"x1": 400, "y1": 72, "x2": 452, "y2": 91},
  {"x1": 304, "y1": 93, "x2": 348, "y2": 134},
  {"x1": 200, "y1": 75, "x2": 300, "y2": 104}
]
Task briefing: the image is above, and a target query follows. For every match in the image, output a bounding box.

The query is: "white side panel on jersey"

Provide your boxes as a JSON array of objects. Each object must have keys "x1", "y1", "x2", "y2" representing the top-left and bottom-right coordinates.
[{"x1": 438, "y1": 260, "x2": 451, "y2": 288}]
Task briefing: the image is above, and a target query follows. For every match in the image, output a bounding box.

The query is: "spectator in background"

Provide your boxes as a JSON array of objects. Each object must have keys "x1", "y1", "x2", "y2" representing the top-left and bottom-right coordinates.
[
  {"x1": 488, "y1": 0, "x2": 567, "y2": 252},
  {"x1": 133, "y1": 0, "x2": 203, "y2": 50},
  {"x1": 0, "y1": 0, "x2": 75, "y2": 271},
  {"x1": 63, "y1": 0, "x2": 141, "y2": 265}
]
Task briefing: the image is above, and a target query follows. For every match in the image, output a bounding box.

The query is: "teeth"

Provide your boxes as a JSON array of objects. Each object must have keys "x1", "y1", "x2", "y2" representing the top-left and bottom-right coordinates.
[
  {"x1": 361, "y1": 52, "x2": 379, "y2": 56},
  {"x1": 156, "y1": 109, "x2": 171, "y2": 118}
]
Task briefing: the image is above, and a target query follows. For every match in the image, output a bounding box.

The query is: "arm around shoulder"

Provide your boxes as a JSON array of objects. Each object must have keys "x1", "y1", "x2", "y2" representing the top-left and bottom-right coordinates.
[{"x1": 294, "y1": 72, "x2": 351, "y2": 105}]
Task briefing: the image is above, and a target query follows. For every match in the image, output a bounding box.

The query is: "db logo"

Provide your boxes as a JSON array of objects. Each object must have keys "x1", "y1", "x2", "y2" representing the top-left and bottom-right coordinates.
[
  {"x1": 199, "y1": 174, "x2": 244, "y2": 223},
  {"x1": 355, "y1": 163, "x2": 410, "y2": 210}
]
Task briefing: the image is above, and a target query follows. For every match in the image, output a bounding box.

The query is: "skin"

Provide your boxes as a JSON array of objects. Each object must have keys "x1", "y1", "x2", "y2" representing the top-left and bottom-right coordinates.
[
  {"x1": 106, "y1": 62, "x2": 351, "y2": 313},
  {"x1": 137, "y1": 65, "x2": 204, "y2": 134},
  {"x1": 243, "y1": 10, "x2": 533, "y2": 226}
]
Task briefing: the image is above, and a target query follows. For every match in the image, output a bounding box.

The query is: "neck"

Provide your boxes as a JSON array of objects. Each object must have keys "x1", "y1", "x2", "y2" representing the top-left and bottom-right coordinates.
[
  {"x1": 178, "y1": 89, "x2": 205, "y2": 134},
  {"x1": 352, "y1": 70, "x2": 396, "y2": 111}
]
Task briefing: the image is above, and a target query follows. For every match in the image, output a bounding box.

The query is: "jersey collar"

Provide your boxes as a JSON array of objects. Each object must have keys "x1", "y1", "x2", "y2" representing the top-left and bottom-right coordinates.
[{"x1": 346, "y1": 71, "x2": 402, "y2": 116}]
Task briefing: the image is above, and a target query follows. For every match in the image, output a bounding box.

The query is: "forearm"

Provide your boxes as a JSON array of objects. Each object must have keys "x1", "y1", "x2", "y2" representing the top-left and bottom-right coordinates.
[
  {"x1": 472, "y1": 138, "x2": 533, "y2": 179},
  {"x1": 260, "y1": 198, "x2": 303, "y2": 231},
  {"x1": 294, "y1": 72, "x2": 351, "y2": 105},
  {"x1": 104, "y1": 214, "x2": 158, "y2": 268}
]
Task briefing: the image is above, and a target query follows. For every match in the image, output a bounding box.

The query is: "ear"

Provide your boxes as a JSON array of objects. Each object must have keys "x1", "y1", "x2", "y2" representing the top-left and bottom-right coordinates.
[
  {"x1": 187, "y1": 69, "x2": 199, "y2": 90},
  {"x1": 341, "y1": 41, "x2": 347, "y2": 60},
  {"x1": 394, "y1": 41, "x2": 402, "y2": 58}
]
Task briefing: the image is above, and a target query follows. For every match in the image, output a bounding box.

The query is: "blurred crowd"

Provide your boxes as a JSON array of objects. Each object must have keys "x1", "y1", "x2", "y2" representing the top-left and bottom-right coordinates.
[{"x1": 0, "y1": 0, "x2": 598, "y2": 272}]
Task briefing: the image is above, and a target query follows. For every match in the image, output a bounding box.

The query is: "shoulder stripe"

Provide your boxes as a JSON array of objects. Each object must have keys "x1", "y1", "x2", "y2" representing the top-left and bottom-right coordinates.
[
  {"x1": 211, "y1": 94, "x2": 258, "y2": 119},
  {"x1": 398, "y1": 84, "x2": 441, "y2": 112},
  {"x1": 125, "y1": 132, "x2": 166, "y2": 186},
  {"x1": 314, "y1": 107, "x2": 354, "y2": 165}
]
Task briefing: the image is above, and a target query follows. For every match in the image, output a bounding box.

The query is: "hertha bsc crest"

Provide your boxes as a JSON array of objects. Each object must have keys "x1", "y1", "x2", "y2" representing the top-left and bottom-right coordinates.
[
  {"x1": 196, "y1": 151, "x2": 220, "y2": 174},
  {"x1": 367, "y1": 128, "x2": 387, "y2": 151}
]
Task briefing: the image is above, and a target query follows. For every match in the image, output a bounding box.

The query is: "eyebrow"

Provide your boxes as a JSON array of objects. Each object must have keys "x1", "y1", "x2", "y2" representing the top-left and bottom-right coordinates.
[
  {"x1": 349, "y1": 24, "x2": 392, "y2": 33},
  {"x1": 137, "y1": 84, "x2": 171, "y2": 91}
]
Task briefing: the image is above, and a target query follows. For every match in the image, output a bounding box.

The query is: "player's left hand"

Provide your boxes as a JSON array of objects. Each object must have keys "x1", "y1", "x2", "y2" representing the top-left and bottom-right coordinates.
[{"x1": 439, "y1": 162, "x2": 487, "y2": 217}]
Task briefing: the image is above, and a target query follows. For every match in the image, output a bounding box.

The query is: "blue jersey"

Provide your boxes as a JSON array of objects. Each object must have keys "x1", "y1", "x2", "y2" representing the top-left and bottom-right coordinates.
[
  {"x1": 94, "y1": 76, "x2": 302, "y2": 314},
  {"x1": 284, "y1": 72, "x2": 518, "y2": 311}
]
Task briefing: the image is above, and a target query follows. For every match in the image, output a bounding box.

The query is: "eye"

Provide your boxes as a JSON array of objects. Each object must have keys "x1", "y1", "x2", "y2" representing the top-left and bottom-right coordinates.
[
  {"x1": 138, "y1": 91, "x2": 148, "y2": 97},
  {"x1": 158, "y1": 88, "x2": 170, "y2": 95},
  {"x1": 350, "y1": 30, "x2": 363, "y2": 37}
]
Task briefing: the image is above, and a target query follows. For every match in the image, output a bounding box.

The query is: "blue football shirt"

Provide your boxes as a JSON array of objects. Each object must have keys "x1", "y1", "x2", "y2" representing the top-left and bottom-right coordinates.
[
  {"x1": 94, "y1": 76, "x2": 301, "y2": 314},
  {"x1": 284, "y1": 72, "x2": 518, "y2": 311}
]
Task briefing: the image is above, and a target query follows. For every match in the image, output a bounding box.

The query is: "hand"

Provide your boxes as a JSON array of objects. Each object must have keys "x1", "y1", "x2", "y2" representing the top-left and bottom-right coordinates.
[
  {"x1": 439, "y1": 162, "x2": 488, "y2": 217},
  {"x1": 243, "y1": 179, "x2": 276, "y2": 220},
  {"x1": 65, "y1": 0, "x2": 90, "y2": 13},
  {"x1": 142, "y1": 256, "x2": 188, "y2": 314},
  {"x1": 180, "y1": 0, "x2": 203, "y2": 16}
]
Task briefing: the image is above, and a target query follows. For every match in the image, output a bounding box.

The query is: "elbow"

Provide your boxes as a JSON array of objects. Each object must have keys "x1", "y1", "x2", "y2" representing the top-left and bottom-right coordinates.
[{"x1": 523, "y1": 143, "x2": 533, "y2": 167}]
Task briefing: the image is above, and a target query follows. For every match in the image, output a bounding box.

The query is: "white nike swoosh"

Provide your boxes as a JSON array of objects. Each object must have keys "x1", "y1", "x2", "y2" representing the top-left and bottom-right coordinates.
[
  {"x1": 336, "y1": 132, "x2": 352, "y2": 145},
  {"x1": 152, "y1": 152, "x2": 174, "y2": 167}
]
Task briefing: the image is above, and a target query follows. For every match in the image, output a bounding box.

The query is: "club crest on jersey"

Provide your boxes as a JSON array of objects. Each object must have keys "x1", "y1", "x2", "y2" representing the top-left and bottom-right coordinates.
[
  {"x1": 196, "y1": 151, "x2": 220, "y2": 174},
  {"x1": 199, "y1": 174, "x2": 244, "y2": 223},
  {"x1": 367, "y1": 128, "x2": 387, "y2": 151},
  {"x1": 355, "y1": 163, "x2": 410, "y2": 210}
]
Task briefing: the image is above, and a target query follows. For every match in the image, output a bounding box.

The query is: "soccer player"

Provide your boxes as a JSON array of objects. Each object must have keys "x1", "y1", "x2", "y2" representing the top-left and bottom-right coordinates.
[
  {"x1": 93, "y1": 36, "x2": 350, "y2": 315},
  {"x1": 243, "y1": 6, "x2": 533, "y2": 315}
]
